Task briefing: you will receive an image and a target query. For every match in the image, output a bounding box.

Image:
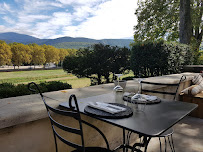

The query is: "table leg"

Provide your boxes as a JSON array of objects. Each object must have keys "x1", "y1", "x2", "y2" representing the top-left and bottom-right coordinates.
[
  {"x1": 143, "y1": 136, "x2": 151, "y2": 152},
  {"x1": 131, "y1": 136, "x2": 151, "y2": 152},
  {"x1": 123, "y1": 128, "x2": 126, "y2": 152}
]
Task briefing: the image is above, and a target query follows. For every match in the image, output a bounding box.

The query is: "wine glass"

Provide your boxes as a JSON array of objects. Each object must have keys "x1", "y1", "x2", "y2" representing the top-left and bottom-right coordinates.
[
  {"x1": 134, "y1": 77, "x2": 144, "y2": 94},
  {"x1": 113, "y1": 74, "x2": 124, "y2": 104},
  {"x1": 113, "y1": 74, "x2": 123, "y2": 92},
  {"x1": 132, "y1": 77, "x2": 146, "y2": 111}
]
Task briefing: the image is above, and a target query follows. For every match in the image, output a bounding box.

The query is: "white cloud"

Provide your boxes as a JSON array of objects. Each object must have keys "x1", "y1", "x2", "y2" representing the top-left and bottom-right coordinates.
[
  {"x1": 30, "y1": 12, "x2": 72, "y2": 38},
  {"x1": 63, "y1": 0, "x2": 137, "y2": 39},
  {"x1": 72, "y1": 5, "x2": 94, "y2": 21},
  {"x1": 49, "y1": 12, "x2": 72, "y2": 26},
  {"x1": 21, "y1": 0, "x2": 63, "y2": 14},
  {"x1": 0, "y1": 0, "x2": 137, "y2": 39},
  {"x1": 2, "y1": 16, "x2": 16, "y2": 24},
  {"x1": 0, "y1": 2, "x2": 13, "y2": 14},
  {"x1": 57, "y1": 0, "x2": 105, "y2": 6},
  {"x1": 18, "y1": 14, "x2": 51, "y2": 23}
]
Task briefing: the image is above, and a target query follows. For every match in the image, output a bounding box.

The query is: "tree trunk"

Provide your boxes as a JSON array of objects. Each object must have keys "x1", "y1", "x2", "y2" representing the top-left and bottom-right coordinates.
[
  {"x1": 97, "y1": 74, "x2": 102, "y2": 85},
  {"x1": 179, "y1": 0, "x2": 192, "y2": 44},
  {"x1": 104, "y1": 74, "x2": 110, "y2": 83}
]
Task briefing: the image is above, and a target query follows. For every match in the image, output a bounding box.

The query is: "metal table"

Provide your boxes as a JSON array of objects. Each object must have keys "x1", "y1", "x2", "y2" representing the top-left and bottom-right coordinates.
[{"x1": 59, "y1": 93, "x2": 198, "y2": 152}]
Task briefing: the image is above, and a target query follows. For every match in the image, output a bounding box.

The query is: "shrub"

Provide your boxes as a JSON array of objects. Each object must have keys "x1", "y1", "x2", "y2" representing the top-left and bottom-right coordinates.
[
  {"x1": 0, "y1": 81, "x2": 72, "y2": 99},
  {"x1": 63, "y1": 43, "x2": 130, "y2": 84},
  {"x1": 130, "y1": 40, "x2": 193, "y2": 77},
  {"x1": 44, "y1": 81, "x2": 72, "y2": 92},
  {"x1": 122, "y1": 76, "x2": 136, "y2": 81}
]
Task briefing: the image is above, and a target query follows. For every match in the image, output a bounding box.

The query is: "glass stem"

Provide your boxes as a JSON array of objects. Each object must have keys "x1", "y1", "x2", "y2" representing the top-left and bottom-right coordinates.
[{"x1": 138, "y1": 82, "x2": 140, "y2": 94}]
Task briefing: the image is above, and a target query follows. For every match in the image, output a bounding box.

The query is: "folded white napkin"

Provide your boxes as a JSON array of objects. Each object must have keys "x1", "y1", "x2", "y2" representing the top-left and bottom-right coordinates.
[
  {"x1": 88, "y1": 102, "x2": 126, "y2": 114},
  {"x1": 131, "y1": 94, "x2": 157, "y2": 102},
  {"x1": 142, "y1": 94, "x2": 157, "y2": 101}
]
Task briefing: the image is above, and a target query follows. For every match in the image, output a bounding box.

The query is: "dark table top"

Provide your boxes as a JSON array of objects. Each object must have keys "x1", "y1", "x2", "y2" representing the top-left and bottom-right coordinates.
[{"x1": 59, "y1": 93, "x2": 198, "y2": 137}]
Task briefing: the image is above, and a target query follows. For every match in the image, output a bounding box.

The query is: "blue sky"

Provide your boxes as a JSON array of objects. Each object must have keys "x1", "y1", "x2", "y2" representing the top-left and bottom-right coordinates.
[{"x1": 0, "y1": 0, "x2": 138, "y2": 39}]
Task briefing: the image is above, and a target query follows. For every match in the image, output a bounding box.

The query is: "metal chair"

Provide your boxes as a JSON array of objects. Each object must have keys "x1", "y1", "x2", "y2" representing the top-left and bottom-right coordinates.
[
  {"x1": 137, "y1": 75, "x2": 186, "y2": 152},
  {"x1": 28, "y1": 82, "x2": 113, "y2": 152},
  {"x1": 140, "y1": 75, "x2": 186, "y2": 101}
]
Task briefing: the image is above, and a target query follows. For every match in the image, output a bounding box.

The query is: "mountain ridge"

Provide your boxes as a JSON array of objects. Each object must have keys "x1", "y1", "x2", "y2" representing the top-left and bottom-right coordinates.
[{"x1": 0, "y1": 32, "x2": 133, "y2": 49}]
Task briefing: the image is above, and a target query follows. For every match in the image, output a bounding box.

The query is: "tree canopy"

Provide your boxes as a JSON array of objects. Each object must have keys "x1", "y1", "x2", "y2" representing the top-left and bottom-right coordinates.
[
  {"x1": 29, "y1": 43, "x2": 46, "y2": 67},
  {"x1": 10, "y1": 43, "x2": 32, "y2": 68},
  {"x1": 0, "y1": 41, "x2": 77, "y2": 68},
  {"x1": 134, "y1": 0, "x2": 202, "y2": 50},
  {"x1": 0, "y1": 41, "x2": 12, "y2": 66},
  {"x1": 42, "y1": 44, "x2": 60, "y2": 65},
  {"x1": 63, "y1": 44, "x2": 130, "y2": 84}
]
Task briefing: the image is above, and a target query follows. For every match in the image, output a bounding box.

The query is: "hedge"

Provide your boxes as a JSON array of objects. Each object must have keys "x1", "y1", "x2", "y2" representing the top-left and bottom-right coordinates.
[
  {"x1": 0, "y1": 81, "x2": 72, "y2": 99},
  {"x1": 130, "y1": 40, "x2": 193, "y2": 77}
]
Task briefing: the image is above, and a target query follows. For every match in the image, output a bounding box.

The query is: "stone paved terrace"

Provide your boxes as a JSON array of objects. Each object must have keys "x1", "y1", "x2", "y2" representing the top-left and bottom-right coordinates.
[{"x1": 0, "y1": 73, "x2": 202, "y2": 152}]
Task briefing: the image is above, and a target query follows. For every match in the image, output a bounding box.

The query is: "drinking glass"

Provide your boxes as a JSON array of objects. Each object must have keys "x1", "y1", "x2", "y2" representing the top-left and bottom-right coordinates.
[
  {"x1": 113, "y1": 74, "x2": 123, "y2": 92},
  {"x1": 133, "y1": 78, "x2": 146, "y2": 112},
  {"x1": 113, "y1": 74, "x2": 124, "y2": 104}
]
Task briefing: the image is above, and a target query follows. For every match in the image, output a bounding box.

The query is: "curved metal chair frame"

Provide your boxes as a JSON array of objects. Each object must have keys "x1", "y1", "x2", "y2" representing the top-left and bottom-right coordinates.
[
  {"x1": 140, "y1": 75, "x2": 186, "y2": 101},
  {"x1": 131, "y1": 75, "x2": 186, "y2": 152},
  {"x1": 28, "y1": 82, "x2": 112, "y2": 152}
]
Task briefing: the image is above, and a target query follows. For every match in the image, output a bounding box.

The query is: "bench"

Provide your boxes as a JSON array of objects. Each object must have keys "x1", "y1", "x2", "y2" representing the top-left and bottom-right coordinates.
[{"x1": 180, "y1": 92, "x2": 203, "y2": 119}]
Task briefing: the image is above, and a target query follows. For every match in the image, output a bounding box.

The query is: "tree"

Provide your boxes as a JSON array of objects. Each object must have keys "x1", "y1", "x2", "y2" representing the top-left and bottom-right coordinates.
[
  {"x1": 29, "y1": 43, "x2": 46, "y2": 68},
  {"x1": 10, "y1": 43, "x2": 32, "y2": 69},
  {"x1": 59, "y1": 48, "x2": 68, "y2": 66},
  {"x1": 63, "y1": 44, "x2": 130, "y2": 84},
  {"x1": 134, "y1": 0, "x2": 202, "y2": 50},
  {"x1": 130, "y1": 40, "x2": 193, "y2": 77},
  {"x1": 42, "y1": 45, "x2": 59, "y2": 67},
  {"x1": 67, "y1": 48, "x2": 77, "y2": 56},
  {"x1": 0, "y1": 41, "x2": 12, "y2": 66},
  {"x1": 179, "y1": 0, "x2": 192, "y2": 44}
]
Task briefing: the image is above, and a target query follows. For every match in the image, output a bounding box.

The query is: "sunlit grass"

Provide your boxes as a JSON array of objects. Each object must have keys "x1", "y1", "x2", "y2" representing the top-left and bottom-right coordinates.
[
  {"x1": 0, "y1": 69, "x2": 134, "y2": 89},
  {"x1": 0, "y1": 69, "x2": 73, "y2": 84}
]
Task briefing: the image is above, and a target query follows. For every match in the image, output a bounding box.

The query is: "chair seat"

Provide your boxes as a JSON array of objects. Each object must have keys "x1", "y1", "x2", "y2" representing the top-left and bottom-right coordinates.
[
  {"x1": 72, "y1": 147, "x2": 113, "y2": 152},
  {"x1": 159, "y1": 128, "x2": 174, "y2": 137}
]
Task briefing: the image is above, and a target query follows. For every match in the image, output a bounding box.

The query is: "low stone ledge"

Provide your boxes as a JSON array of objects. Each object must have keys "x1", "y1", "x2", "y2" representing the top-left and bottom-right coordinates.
[
  {"x1": 0, "y1": 83, "x2": 116, "y2": 129},
  {"x1": 183, "y1": 65, "x2": 203, "y2": 73}
]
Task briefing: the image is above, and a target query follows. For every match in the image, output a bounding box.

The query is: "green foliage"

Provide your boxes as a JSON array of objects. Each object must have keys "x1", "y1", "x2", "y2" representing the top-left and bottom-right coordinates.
[
  {"x1": 10, "y1": 43, "x2": 32, "y2": 68},
  {"x1": 42, "y1": 44, "x2": 60, "y2": 64},
  {"x1": 63, "y1": 43, "x2": 130, "y2": 84},
  {"x1": 53, "y1": 40, "x2": 133, "y2": 50},
  {"x1": 0, "y1": 41, "x2": 12, "y2": 66},
  {"x1": 0, "y1": 81, "x2": 72, "y2": 99},
  {"x1": 134, "y1": 0, "x2": 179, "y2": 41},
  {"x1": 122, "y1": 76, "x2": 135, "y2": 81},
  {"x1": 40, "y1": 81, "x2": 72, "y2": 92},
  {"x1": 54, "y1": 42, "x2": 95, "y2": 50},
  {"x1": 29, "y1": 43, "x2": 46, "y2": 66},
  {"x1": 134, "y1": 0, "x2": 202, "y2": 57},
  {"x1": 164, "y1": 42, "x2": 194, "y2": 72},
  {"x1": 130, "y1": 41, "x2": 193, "y2": 77},
  {"x1": 0, "y1": 41, "x2": 78, "y2": 67}
]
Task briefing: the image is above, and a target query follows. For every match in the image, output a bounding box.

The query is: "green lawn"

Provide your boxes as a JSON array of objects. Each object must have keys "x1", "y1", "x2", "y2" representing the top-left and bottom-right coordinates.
[
  {"x1": 0, "y1": 69, "x2": 134, "y2": 89},
  {"x1": 0, "y1": 69, "x2": 91, "y2": 88}
]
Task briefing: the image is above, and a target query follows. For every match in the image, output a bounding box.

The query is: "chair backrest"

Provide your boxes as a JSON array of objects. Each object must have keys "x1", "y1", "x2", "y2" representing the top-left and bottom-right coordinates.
[
  {"x1": 140, "y1": 75, "x2": 186, "y2": 100},
  {"x1": 28, "y1": 82, "x2": 85, "y2": 152}
]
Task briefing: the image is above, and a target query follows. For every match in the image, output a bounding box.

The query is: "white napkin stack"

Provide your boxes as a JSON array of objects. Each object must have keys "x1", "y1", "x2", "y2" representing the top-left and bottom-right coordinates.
[
  {"x1": 88, "y1": 102, "x2": 126, "y2": 114},
  {"x1": 131, "y1": 94, "x2": 157, "y2": 102}
]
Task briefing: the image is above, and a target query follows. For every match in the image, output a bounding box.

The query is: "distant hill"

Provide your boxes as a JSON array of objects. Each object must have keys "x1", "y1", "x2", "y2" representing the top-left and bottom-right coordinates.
[
  {"x1": 0, "y1": 32, "x2": 40, "y2": 43},
  {"x1": 0, "y1": 32, "x2": 133, "y2": 49},
  {"x1": 53, "y1": 42, "x2": 96, "y2": 50}
]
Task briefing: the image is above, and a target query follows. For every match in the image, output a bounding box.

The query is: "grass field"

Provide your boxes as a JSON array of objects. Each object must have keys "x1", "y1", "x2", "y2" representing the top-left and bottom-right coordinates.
[
  {"x1": 0, "y1": 69, "x2": 134, "y2": 89},
  {"x1": 0, "y1": 69, "x2": 91, "y2": 88}
]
